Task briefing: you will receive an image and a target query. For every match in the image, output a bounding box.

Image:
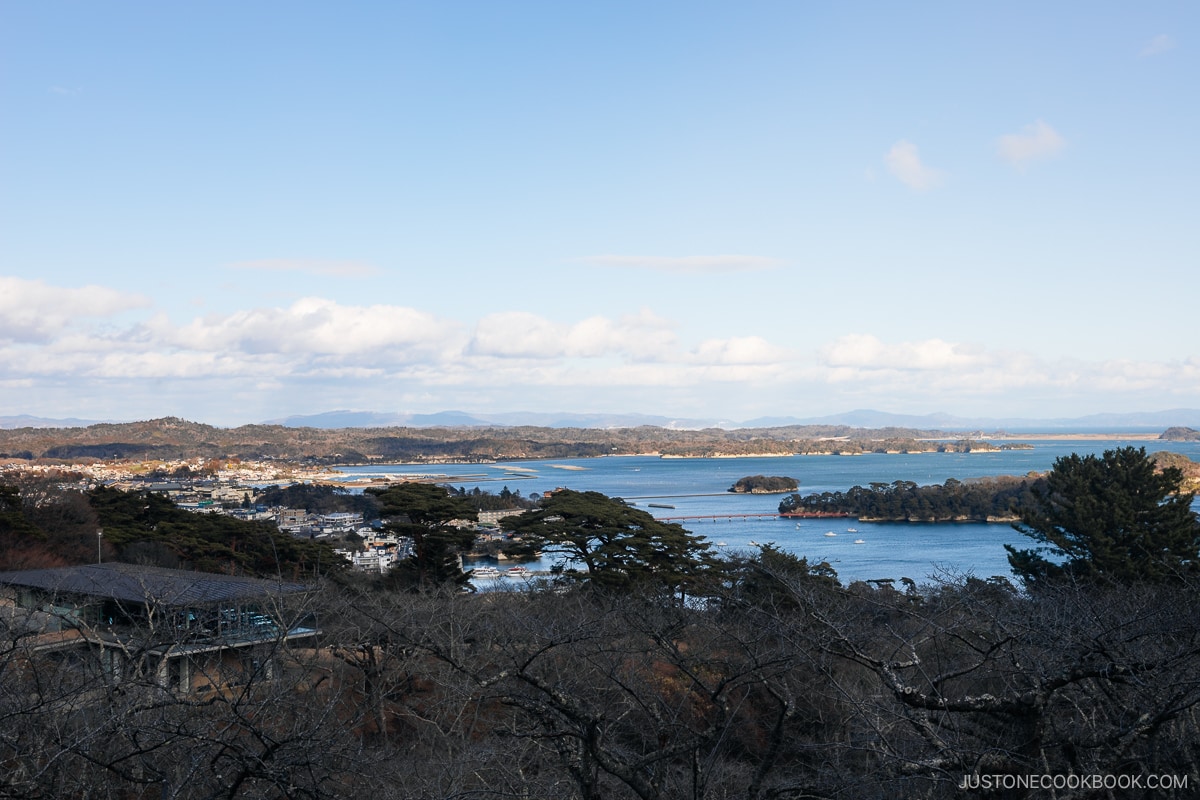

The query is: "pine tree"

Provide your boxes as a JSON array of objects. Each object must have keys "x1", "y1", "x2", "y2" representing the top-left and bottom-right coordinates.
[
  {"x1": 368, "y1": 483, "x2": 478, "y2": 591},
  {"x1": 1006, "y1": 446, "x2": 1200, "y2": 585},
  {"x1": 505, "y1": 489, "x2": 718, "y2": 598}
]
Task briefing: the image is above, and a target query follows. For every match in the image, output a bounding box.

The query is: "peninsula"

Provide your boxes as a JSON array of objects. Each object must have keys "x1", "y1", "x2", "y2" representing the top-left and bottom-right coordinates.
[{"x1": 0, "y1": 416, "x2": 1059, "y2": 466}]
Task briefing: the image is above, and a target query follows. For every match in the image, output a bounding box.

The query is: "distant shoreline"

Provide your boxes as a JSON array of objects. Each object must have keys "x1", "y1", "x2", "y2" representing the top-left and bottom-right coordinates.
[
  {"x1": 991, "y1": 432, "x2": 1163, "y2": 441},
  {"x1": 0, "y1": 417, "x2": 1183, "y2": 473}
]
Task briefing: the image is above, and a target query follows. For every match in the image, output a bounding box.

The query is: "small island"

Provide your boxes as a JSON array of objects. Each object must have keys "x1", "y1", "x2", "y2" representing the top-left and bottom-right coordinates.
[
  {"x1": 778, "y1": 476, "x2": 1037, "y2": 522},
  {"x1": 729, "y1": 475, "x2": 799, "y2": 494},
  {"x1": 1162, "y1": 426, "x2": 1200, "y2": 442}
]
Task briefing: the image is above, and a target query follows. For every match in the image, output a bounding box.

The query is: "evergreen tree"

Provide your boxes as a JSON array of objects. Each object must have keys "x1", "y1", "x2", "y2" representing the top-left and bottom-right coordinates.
[
  {"x1": 1006, "y1": 446, "x2": 1200, "y2": 585},
  {"x1": 505, "y1": 489, "x2": 717, "y2": 597},
  {"x1": 0, "y1": 484, "x2": 56, "y2": 570},
  {"x1": 367, "y1": 483, "x2": 477, "y2": 591},
  {"x1": 723, "y1": 543, "x2": 838, "y2": 613},
  {"x1": 86, "y1": 486, "x2": 339, "y2": 578}
]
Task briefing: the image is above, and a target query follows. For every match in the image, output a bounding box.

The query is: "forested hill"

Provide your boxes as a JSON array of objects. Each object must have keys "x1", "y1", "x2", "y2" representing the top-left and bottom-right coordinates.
[
  {"x1": 0, "y1": 482, "x2": 338, "y2": 577},
  {"x1": 0, "y1": 416, "x2": 967, "y2": 463},
  {"x1": 780, "y1": 476, "x2": 1040, "y2": 522},
  {"x1": 779, "y1": 452, "x2": 1200, "y2": 520}
]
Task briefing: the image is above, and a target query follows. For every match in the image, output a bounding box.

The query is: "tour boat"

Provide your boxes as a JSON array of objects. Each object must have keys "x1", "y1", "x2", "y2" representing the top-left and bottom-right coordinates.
[
  {"x1": 472, "y1": 566, "x2": 501, "y2": 579},
  {"x1": 504, "y1": 566, "x2": 532, "y2": 579}
]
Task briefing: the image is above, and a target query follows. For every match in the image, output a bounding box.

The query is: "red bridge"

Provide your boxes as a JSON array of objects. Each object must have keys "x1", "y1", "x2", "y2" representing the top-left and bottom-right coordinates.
[{"x1": 654, "y1": 512, "x2": 851, "y2": 523}]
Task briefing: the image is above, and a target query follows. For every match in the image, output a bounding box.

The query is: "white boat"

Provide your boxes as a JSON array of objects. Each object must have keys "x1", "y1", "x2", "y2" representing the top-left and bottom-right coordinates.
[
  {"x1": 504, "y1": 566, "x2": 532, "y2": 579},
  {"x1": 854, "y1": 539, "x2": 866, "y2": 544},
  {"x1": 472, "y1": 566, "x2": 501, "y2": 579},
  {"x1": 824, "y1": 532, "x2": 837, "y2": 537},
  {"x1": 846, "y1": 528, "x2": 858, "y2": 533}
]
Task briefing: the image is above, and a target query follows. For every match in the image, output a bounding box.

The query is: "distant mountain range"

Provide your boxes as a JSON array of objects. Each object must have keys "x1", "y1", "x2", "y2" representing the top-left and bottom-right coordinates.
[
  {"x1": 260, "y1": 410, "x2": 733, "y2": 429},
  {"x1": 740, "y1": 409, "x2": 1200, "y2": 432},
  {"x1": 0, "y1": 414, "x2": 102, "y2": 430},
  {"x1": 264, "y1": 408, "x2": 1200, "y2": 432},
  {"x1": 6, "y1": 408, "x2": 1200, "y2": 432}
]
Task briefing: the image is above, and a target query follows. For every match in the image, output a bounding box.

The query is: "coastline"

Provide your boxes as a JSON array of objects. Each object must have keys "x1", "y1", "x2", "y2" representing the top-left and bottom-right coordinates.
[
  {"x1": 321, "y1": 433, "x2": 1174, "y2": 471},
  {"x1": 991, "y1": 432, "x2": 1163, "y2": 441},
  {"x1": 660, "y1": 452, "x2": 792, "y2": 459}
]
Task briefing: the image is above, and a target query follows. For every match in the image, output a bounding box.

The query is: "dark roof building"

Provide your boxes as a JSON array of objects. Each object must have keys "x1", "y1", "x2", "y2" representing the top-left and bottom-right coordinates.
[
  {"x1": 0, "y1": 562, "x2": 309, "y2": 608},
  {"x1": 0, "y1": 563, "x2": 318, "y2": 696}
]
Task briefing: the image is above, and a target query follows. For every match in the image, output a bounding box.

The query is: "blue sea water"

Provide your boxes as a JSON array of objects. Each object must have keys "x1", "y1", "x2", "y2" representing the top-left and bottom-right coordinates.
[{"x1": 335, "y1": 439, "x2": 1200, "y2": 586}]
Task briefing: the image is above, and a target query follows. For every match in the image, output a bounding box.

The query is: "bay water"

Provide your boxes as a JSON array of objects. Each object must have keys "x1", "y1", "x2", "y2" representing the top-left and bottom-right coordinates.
[{"x1": 335, "y1": 439, "x2": 1200, "y2": 586}]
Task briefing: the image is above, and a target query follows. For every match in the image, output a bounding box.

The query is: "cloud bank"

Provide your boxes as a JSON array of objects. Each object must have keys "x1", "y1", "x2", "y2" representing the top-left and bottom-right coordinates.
[
  {"x1": 2, "y1": 278, "x2": 1197, "y2": 422},
  {"x1": 0, "y1": 277, "x2": 150, "y2": 343}
]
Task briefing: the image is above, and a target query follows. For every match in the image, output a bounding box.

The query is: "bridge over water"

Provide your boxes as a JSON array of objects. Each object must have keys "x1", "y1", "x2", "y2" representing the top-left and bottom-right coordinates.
[{"x1": 653, "y1": 512, "x2": 850, "y2": 523}]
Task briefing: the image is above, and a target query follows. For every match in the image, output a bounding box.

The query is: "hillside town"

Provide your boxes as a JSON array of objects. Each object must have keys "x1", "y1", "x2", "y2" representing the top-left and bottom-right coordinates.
[{"x1": 0, "y1": 456, "x2": 529, "y2": 575}]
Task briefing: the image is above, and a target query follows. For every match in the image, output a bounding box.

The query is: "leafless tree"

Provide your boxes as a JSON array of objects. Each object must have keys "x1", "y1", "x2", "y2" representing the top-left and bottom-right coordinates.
[{"x1": 4, "y1": 557, "x2": 1198, "y2": 799}]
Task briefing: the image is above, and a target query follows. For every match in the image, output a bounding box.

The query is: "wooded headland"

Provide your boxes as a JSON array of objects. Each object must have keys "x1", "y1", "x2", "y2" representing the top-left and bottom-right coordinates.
[{"x1": 0, "y1": 416, "x2": 1104, "y2": 465}]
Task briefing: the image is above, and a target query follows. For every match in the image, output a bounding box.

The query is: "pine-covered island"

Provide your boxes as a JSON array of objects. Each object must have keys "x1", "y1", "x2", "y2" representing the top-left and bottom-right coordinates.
[{"x1": 728, "y1": 475, "x2": 799, "y2": 494}]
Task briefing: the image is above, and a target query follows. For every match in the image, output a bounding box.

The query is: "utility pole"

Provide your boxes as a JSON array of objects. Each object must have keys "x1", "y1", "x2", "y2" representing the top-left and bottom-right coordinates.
[{"x1": 97, "y1": 529, "x2": 103, "y2": 563}]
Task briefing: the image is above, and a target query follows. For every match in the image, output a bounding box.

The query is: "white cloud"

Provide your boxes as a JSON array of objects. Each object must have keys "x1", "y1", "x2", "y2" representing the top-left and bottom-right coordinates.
[
  {"x1": 468, "y1": 312, "x2": 567, "y2": 358},
  {"x1": 228, "y1": 259, "x2": 382, "y2": 278},
  {"x1": 0, "y1": 295, "x2": 464, "y2": 383},
  {"x1": 161, "y1": 297, "x2": 461, "y2": 360},
  {"x1": 564, "y1": 310, "x2": 678, "y2": 360},
  {"x1": 1091, "y1": 358, "x2": 1179, "y2": 392},
  {"x1": 0, "y1": 277, "x2": 150, "y2": 342},
  {"x1": 1141, "y1": 34, "x2": 1176, "y2": 57},
  {"x1": 820, "y1": 334, "x2": 985, "y2": 371},
  {"x1": 468, "y1": 309, "x2": 678, "y2": 361},
  {"x1": 4, "y1": 275, "x2": 1197, "y2": 423},
  {"x1": 692, "y1": 336, "x2": 794, "y2": 366},
  {"x1": 997, "y1": 120, "x2": 1065, "y2": 168},
  {"x1": 456, "y1": 331, "x2": 796, "y2": 391},
  {"x1": 884, "y1": 141, "x2": 945, "y2": 191},
  {"x1": 579, "y1": 255, "x2": 783, "y2": 273},
  {"x1": 812, "y1": 334, "x2": 1200, "y2": 412}
]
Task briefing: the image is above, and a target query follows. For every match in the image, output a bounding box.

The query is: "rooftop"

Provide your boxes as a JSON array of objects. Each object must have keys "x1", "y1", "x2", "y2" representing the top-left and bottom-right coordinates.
[{"x1": 0, "y1": 563, "x2": 310, "y2": 608}]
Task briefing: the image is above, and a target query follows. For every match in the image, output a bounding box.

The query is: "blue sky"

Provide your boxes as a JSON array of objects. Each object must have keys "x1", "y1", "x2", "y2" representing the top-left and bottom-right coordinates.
[{"x1": 2, "y1": 1, "x2": 1197, "y2": 426}]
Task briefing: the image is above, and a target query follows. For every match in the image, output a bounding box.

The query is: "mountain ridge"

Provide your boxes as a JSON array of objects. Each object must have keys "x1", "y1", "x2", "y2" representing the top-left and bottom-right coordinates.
[
  {"x1": 268, "y1": 408, "x2": 1200, "y2": 431},
  {"x1": 7, "y1": 408, "x2": 1200, "y2": 432},
  {"x1": 2, "y1": 414, "x2": 1194, "y2": 465}
]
